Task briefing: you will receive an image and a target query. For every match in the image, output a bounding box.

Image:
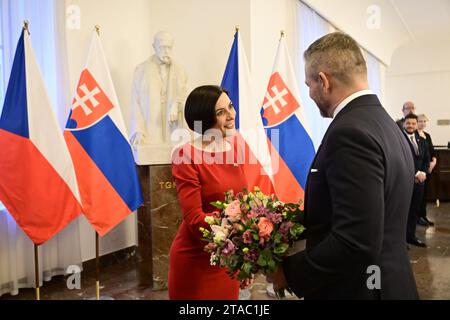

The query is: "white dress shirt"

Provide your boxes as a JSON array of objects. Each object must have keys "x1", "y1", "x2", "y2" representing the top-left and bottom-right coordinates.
[{"x1": 332, "y1": 89, "x2": 374, "y2": 119}]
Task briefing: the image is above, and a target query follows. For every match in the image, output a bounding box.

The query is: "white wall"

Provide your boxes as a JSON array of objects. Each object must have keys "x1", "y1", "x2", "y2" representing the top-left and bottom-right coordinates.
[
  {"x1": 249, "y1": 0, "x2": 298, "y2": 104},
  {"x1": 386, "y1": 40, "x2": 450, "y2": 146},
  {"x1": 65, "y1": 0, "x2": 153, "y2": 261},
  {"x1": 147, "y1": 0, "x2": 251, "y2": 90},
  {"x1": 301, "y1": 0, "x2": 412, "y2": 65}
]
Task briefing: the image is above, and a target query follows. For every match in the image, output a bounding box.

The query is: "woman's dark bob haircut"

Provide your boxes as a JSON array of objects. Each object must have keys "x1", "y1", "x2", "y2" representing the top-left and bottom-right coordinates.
[{"x1": 184, "y1": 85, "x2": 228, "y2": 135}]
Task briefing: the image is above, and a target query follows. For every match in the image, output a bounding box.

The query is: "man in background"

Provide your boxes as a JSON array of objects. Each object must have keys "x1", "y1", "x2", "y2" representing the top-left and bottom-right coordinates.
[
  {"x1": 396, "y1": 101, "x2": 416, "y2": 129},
  {"x1": 403, "y1": 113, "x2": 430, "y2": 247}
]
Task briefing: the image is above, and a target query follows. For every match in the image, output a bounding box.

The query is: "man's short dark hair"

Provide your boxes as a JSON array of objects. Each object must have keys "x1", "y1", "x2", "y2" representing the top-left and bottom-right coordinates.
[
  {"x1": 404, "y1": 113, "x2": 418, "y2": 121},
  {"x1": 184, "y1": 85, "x2": 227, "y2": 134}
]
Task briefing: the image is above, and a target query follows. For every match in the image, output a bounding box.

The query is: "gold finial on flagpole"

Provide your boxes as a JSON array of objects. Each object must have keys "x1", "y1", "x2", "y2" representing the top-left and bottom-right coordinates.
[
  {"x1": 24, "y1": 20, "x2": 30, "y2": 34},
  {"x1": 235, "y1": 25, "x2": 240, "y2": 33},
  {"x1": 95, "y1": 25, "x2": 100, "y2": 35},
  {"x1": 280, "y1": 30, "x2": 285, "y2": 39}
]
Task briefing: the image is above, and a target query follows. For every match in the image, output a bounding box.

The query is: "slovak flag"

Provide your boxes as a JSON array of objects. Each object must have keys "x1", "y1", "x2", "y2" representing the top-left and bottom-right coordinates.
[
  {"x1": 64, "y1": 31, "x2": 143, "y2": 236},
  {"x1": 261, "y1": 35, "x2": 315, "y2": 204},
  {"x1": 221, "y1": 31, "x2": 274, "y2": 195},
  {"x1": 0, "y1": 30, "x2": 82, "y2": 245}
]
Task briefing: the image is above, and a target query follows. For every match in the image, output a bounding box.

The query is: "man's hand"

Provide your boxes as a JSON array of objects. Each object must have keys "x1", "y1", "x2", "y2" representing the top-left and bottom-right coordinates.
[
  {"x1": 266, "y1": 265, "x2": 288, "y2": 293},
  {"x1": 416, "y1": 171, "x2": 426, "y2": 184}
]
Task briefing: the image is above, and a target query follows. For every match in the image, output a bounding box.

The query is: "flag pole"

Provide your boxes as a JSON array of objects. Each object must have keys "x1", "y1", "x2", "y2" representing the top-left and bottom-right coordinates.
[
  {"x1": 95, "y1": 231, "x2": 100, "y2": 300},
  {"x1": 94, "y1": 24, "x2": 101, "y2": 301},
  {"x1": 93, "y1": 24, "x2": 101, "y2": 300},
  {"x1": 24, "y1": 20, "x2": 30, "y2": 35},
  {"x1": 34, "y1": 244, "x2": 40, "y2": 300},
  {"x1": 25, "y1": 20, "x2": 40, "y2": 302}
]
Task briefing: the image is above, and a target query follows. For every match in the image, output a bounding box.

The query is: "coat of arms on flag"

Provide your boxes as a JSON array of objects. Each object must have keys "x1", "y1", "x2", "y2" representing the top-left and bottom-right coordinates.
[
  {"x1": 67, "y1": 69, "x2": 114, "y2": 129},
  {"x1": 64, "y1": 31, "x2": 143, "y2": 236},
  {"x1": 262, "y1": 72, "x2": 300, "y2": 127}
]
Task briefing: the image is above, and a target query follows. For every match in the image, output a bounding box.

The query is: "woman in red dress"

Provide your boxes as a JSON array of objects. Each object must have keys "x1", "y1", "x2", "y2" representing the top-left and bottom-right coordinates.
[{"x1": 168, "y1": 85, "x2": 252, "y2": 300}]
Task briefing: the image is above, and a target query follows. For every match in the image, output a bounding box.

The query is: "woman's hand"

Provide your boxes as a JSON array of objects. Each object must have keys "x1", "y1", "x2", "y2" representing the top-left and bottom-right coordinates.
[{"x1": 240, "y1": 276, "x2": 254, "y2": 289}]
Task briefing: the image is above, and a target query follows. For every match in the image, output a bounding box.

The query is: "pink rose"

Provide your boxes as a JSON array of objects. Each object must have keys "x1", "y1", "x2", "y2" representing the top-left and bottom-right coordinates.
[
  {"x1": 258, "y1": 217, "x2": 274, "y2": 239},
  {"x1": 225, "y1": 200, "x2": 242, "y2": 222}
]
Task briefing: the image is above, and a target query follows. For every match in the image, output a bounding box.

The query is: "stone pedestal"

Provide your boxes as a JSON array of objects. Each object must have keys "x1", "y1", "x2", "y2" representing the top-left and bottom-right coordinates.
[{"x1": 134, "y1": 144, "x2": 182, "y2": 290}]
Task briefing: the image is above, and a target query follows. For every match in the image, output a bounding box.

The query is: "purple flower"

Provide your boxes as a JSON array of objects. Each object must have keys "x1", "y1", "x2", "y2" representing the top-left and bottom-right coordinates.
[
  {"x1": 279, "y1": 221, "x2": 294, "y2": 235},
  {"x1": 266, "y1": 211, "x2": 282, "y2": 224},
  {"x1": 244, "y1": 249, "x2": 259, "y2": 263},
  {"x1": 249, "y1": 206, "x2": 269, "y2": 219},
  {"x1": 221, "y1": 239, "x2": 236, "y2": 257}
]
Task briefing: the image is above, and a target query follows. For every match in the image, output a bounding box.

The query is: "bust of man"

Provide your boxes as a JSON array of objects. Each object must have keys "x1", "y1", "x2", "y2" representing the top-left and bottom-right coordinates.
[{"x1": 129, "y1": 31, "x2": 188, "y2": 149}]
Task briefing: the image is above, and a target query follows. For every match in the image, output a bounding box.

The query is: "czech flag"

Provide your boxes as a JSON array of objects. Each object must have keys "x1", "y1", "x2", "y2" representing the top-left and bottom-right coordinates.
[
  {"x1": 64, "y1": 31, "x2": 143, "y2": 236},
  {"x1": 221, "y1": 31, "x2": 274, "y2": 196},
  {"x1": 261, "y1": 35, "x2": 315, "y2": 205},
  {"x1": 0, "y1": 29, "x2": 82, "y2": 245}
]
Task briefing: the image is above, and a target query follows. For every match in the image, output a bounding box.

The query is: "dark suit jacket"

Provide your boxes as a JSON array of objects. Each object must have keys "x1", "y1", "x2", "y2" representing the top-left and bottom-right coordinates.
[
  {"x1": 396, "y1": 118, "x2": 405, "y2": 130},
  {"x1": 283, "y1": 94, "x2": 419, "y2": 300},
  {"x1": 403, "y1": 131, "x2": 430, "y2": 175}
]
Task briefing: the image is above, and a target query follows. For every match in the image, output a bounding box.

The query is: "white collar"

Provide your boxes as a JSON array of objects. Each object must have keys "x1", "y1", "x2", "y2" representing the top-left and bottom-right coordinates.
[
  {"x1": 332, "y1": 90, "x2": 373, "y2": 119},
  {"x1": 406, "y1": 131, "x2": 416, "y2": 139}
]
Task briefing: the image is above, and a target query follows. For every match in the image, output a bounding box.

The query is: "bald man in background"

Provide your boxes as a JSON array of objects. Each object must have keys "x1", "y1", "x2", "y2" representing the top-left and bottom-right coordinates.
[{"x1": 396, "y1": 101, "x2": 416, "y2": 129}]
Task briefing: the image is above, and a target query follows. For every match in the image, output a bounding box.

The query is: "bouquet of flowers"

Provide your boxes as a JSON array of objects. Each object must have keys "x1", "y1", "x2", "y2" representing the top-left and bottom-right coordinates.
[{"x1": 200, "y1": 187, "x2": 305, "y2": 299}]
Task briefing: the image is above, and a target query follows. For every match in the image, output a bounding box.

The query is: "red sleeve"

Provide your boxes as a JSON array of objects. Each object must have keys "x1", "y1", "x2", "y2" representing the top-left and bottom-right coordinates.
[{"x1": 172, "y1": 150, "x2": 212, "y2": 236}]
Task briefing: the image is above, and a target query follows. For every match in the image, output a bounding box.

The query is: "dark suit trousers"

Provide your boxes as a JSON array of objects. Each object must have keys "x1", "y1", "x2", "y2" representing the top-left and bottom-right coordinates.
[
  {"x1": 418, "y1": 174, "x2": 432, "y2": 219},
  {"x1": 407, "y1": 183, "x2": 424, "y2": 241}
]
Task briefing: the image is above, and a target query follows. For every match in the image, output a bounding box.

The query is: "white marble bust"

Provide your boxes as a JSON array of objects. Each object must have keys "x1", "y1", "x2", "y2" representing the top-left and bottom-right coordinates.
[{"x1": 129, "y1": 31, "x2": 188, "y2": 161}]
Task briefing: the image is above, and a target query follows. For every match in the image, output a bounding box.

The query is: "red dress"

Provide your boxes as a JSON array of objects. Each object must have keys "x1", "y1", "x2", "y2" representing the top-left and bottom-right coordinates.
[{"x1": 168, "y1": 142, "x2": 247, "y2": 300}]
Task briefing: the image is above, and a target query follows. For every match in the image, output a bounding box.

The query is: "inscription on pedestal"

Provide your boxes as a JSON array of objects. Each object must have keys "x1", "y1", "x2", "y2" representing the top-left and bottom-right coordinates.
[{"x1": 137, "y1": 164, "x2": 182, "y2": 291}]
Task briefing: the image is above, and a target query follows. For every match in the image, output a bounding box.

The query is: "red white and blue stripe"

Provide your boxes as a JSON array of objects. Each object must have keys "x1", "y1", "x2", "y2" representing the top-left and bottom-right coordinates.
[
  {"x1": 260, "y1": 36, "x2": 316, "y2": 204},
  {"x1": 64, "y1": 32, "x2": 142, "y2": 236},
  {"x1": 221, "y1": 31, "x2": 274, "y2": 195},
  {"x1": 0, "y1": 30, "x2": 82, "y2": 244}
]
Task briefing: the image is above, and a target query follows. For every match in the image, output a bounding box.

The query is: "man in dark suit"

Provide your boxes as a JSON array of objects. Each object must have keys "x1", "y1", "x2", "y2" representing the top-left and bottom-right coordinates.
[
  {"x1": 396, "y1": 101, "x2": 416, "y2": 129},
  {"x1": 267, "y1": 32, "x2": 418, "y2": 299},
  {"x1": 402, "y1": 113, "x2": 430, "y2": 247}
]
